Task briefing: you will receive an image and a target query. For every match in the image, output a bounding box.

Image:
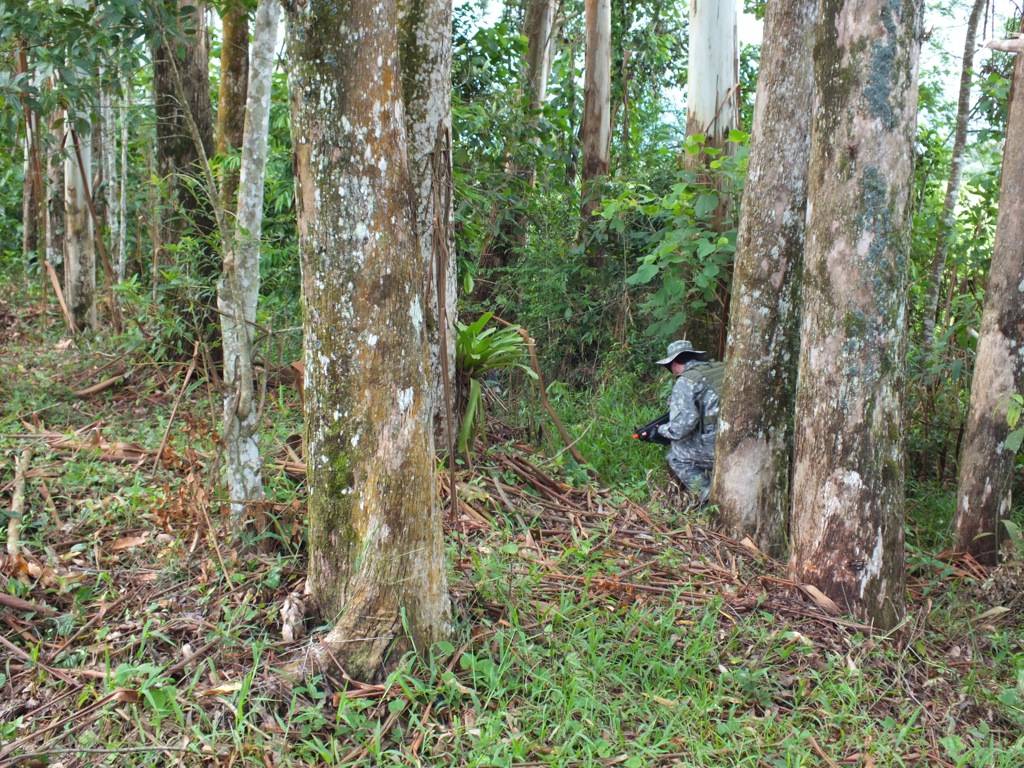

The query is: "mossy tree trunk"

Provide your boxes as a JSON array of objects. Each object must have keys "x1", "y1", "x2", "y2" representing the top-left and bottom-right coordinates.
[
  {"x1": 580, "y1": 0, "x2": 610, "y2": 266},
  {"x1": 218, "y1": 0, "x2": 279, "y2": 519},
  {"x1": 398, "y1": 0, "x2": 457, "y2": 451},
  {"x1": 215, "y1": 0, "x2": 249, "y2": 216},
  {"x1": 954, "y1": 49, "x2": 1024, "y2": 565},
  {"x1": 711, "y1": 0, "x2": 816, "y2": 557},
  {"x1": 921, "y1": 0, "x2": 986, "y2": 347},
  {"x1": 287, "y1": 0, "x2": 450, "y2": 680},
  {"x1": 789, "y1": 0, "x2": 923, "y2": 630}
]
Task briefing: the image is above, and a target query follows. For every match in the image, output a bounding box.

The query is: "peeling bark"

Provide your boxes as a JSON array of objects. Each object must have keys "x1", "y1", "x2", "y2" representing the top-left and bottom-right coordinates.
[
  {"x1": 216, "y1": 0, "x2": 250, "y2": 215},
  {"x1": 712, "y1": 0, "x2": 816, "y2": 557},
  {"x1": 954, "y1": 51, "x2": 1024, "y2": 565},
  {"x1": 580, "y1": 0, "x2": 611, "y2": 263},
  {"x1": 922, "y1": 0, "x2": 986, "y2": 346},
  {"x1": 287, "y1": 0, "x2": 450, "y2": 680},
  {"x1": 398, "y1": 0, "x2": 457, "y2": 450},
  {"x1": 789, "y1": 0, "x2": 923, "y2": 630},
  {"x1": 218, "y1": 0, "x2": 279, "y2": 518}
]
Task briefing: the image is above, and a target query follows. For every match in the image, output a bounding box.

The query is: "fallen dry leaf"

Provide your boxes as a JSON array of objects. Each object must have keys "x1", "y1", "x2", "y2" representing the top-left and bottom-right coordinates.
[
  {"x1": 199, "y1": 681, "x2": 243, "y2": 697},
  {"x1": 111, "y1": 534, "x2": 149, "y2": 552}
]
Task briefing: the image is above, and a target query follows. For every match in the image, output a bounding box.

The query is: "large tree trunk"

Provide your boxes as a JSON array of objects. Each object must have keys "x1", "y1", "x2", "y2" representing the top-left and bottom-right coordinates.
[
  {"x1": 398, "y1": 0, "x2": 457, "y2": 452},
  {"x1": 287, "y1": 0, "x2": 450, "y2": 680},
  {"x1": 580, "y1": 0, "x2": 610, "y2": 264},
  {"x1": 953, "y1": 50, "x2": 1024, "y2": 565},
  {"x1": 789, "y1": 0, "x2": 923, "y2": 630},
  {"x1": 215, "y1": 0, "x2": 249, "y2": 215},
  {"x1": 922, "y1": 0, "x2": 986, "y2": 346},
  {"x1": 218, "y1": 0, "x2": 279, "y2": 519},
  {"x1": 65, "y1": 124, "x2": 96, "y2": 332},
  {"x1": 153, "y1": 0, "x2": 216, "y2": 283},
  {"x1": 711, "y1": 0, "x2": 816, "y2": 557},
  {"x1": 684, "y1": 0, "x2": 738, "y2": 170}
]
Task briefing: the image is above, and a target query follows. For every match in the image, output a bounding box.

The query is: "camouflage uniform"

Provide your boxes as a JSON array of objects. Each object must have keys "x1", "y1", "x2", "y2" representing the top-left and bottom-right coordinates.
[{"x1": 655, "y1": 342, "x2": 723, "y2": 502}]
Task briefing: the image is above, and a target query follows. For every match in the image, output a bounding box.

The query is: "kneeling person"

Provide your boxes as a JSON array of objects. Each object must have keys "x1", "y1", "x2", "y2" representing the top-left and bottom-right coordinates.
[{"x1": 655, "y1": 340, "x2": 723, "y2": 503}]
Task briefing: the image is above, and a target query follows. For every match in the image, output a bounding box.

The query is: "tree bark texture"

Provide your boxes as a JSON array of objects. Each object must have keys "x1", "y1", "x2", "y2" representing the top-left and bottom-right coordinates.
[
  {"x1": 789, "y1": 0, "x2": 923, "y2": 630},
  {"x1": 921, "y1": 0, "x2": 986, "y2": 346},
  {"x1": 953, "y1": 51, "x2": 1024, "y2": 565},
  {"x1": 65, "y1": 126, "x2": 96, "y2": 332},
  {"x1": 46, "y1": 110, "x2": 66, "y2": 276},
  {"x1": 219, "y1": 0, "x2": 279, "y2": 517},
  {"x1": 684, "y1": 0, "x2": 738, "y2": 167},
  {"x1": 216, "y1": 0, "x2": 250, "y2": 215},
  {"x1": 711, "y1": 0, "x2": 816, "y2": 557},
  {"x1": 580, "y1": 0, "x2": 611, "y2": 240},
  {"x1": 288, "y1": 0, "x2": 450, "y2": 680},
  {"x1": 22, "y1": 116, "x2": 40, "y2": 260},
  {"x1": 99, "y1": 74, "x2": 120, "y2": 282},
  {"x1": 153, "y1": 1, "x2": 215, "y2": 254},
  {"x1": 524, "y1": 0, "x2": 557, "y2": 114},
  {"x1": 398, "y1": 0, "x2": 458, "y2": 451},
  {"x1": 117, "y1": 71, "x2": 130, "y2": 281}
]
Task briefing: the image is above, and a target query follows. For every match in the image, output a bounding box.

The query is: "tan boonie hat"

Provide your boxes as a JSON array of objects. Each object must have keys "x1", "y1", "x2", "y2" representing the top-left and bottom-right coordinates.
[{"x1": 655, "y1": 339, "x2": 706, "y2": 366}]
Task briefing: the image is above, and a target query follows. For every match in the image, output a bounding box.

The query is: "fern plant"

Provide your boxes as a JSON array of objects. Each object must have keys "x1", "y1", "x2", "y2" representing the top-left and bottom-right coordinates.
[{"x1": 455, "y1": 312, "x2": 537, "y2": 456}]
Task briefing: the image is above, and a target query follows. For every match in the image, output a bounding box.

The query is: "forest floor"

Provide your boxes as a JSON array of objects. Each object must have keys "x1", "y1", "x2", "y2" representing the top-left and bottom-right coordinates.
[{"x1": 2, "y1": 286, "x2": 1024, "y2": 767}]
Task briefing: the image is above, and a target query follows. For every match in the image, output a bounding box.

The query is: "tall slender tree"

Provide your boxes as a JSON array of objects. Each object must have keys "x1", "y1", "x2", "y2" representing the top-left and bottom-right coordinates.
[
  {"x1": 218, "y1": 0, "x2": 280, "y2": 519},
  {"x1": 789, "y1": 0, "x2": 923, "y2": 629},
  {"x1": 287, "y1": 0, "x2": 450, "y2": 679},
  {"x1": 711, "y1": 0, "x2": 816, "y2": 556},
  {"x1": 65, "y1": 122, "x2": 96, "y2": 331},
  {"x1": 580, "y1": 0, "x2": 611, "y2": 264},
  {"x1": 684, "y1": 0, "x2": 738, "y2": 171},
  {"x1": 99, "y1": 67, "x2": 120, "y2": 281},
  {"x1": 922, "y1": 0, "x2": 987, "y2": 346},
  {"x1": 399, "y1": 0, "x2": 457, "y2": 448},
  {"x1": 46, "y1": 106, "x2": 66, "y2": 281},
  {"x1": 953, "y1": 43, "x2": 1024, "y2": 565}
]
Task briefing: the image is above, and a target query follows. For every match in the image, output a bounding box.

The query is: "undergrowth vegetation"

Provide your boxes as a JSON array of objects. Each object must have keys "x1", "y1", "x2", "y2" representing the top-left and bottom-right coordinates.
[{"x1": 2, "y1": 270, "x2": 1023, "y2": 766}]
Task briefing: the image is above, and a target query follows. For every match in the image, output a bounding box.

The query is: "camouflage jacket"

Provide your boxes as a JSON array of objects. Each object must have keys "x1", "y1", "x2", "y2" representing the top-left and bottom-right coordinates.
[{"x1": 657, "y1": 361, "x2": 724, "y2": 446}]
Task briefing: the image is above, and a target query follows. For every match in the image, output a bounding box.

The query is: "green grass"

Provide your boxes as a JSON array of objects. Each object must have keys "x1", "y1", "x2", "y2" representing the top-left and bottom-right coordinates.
[{"x1": 2, "y1": 271, "x2": 1023, "y2": 767}]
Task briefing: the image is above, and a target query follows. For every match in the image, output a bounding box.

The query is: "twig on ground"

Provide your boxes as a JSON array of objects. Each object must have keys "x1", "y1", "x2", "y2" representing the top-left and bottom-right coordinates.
[
  {"x1": 6, "y1": 445, "x2": 33, "y2": 556},
  {"x1": 73, "y1": 371, "x2": 127, "y2": 398}
]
